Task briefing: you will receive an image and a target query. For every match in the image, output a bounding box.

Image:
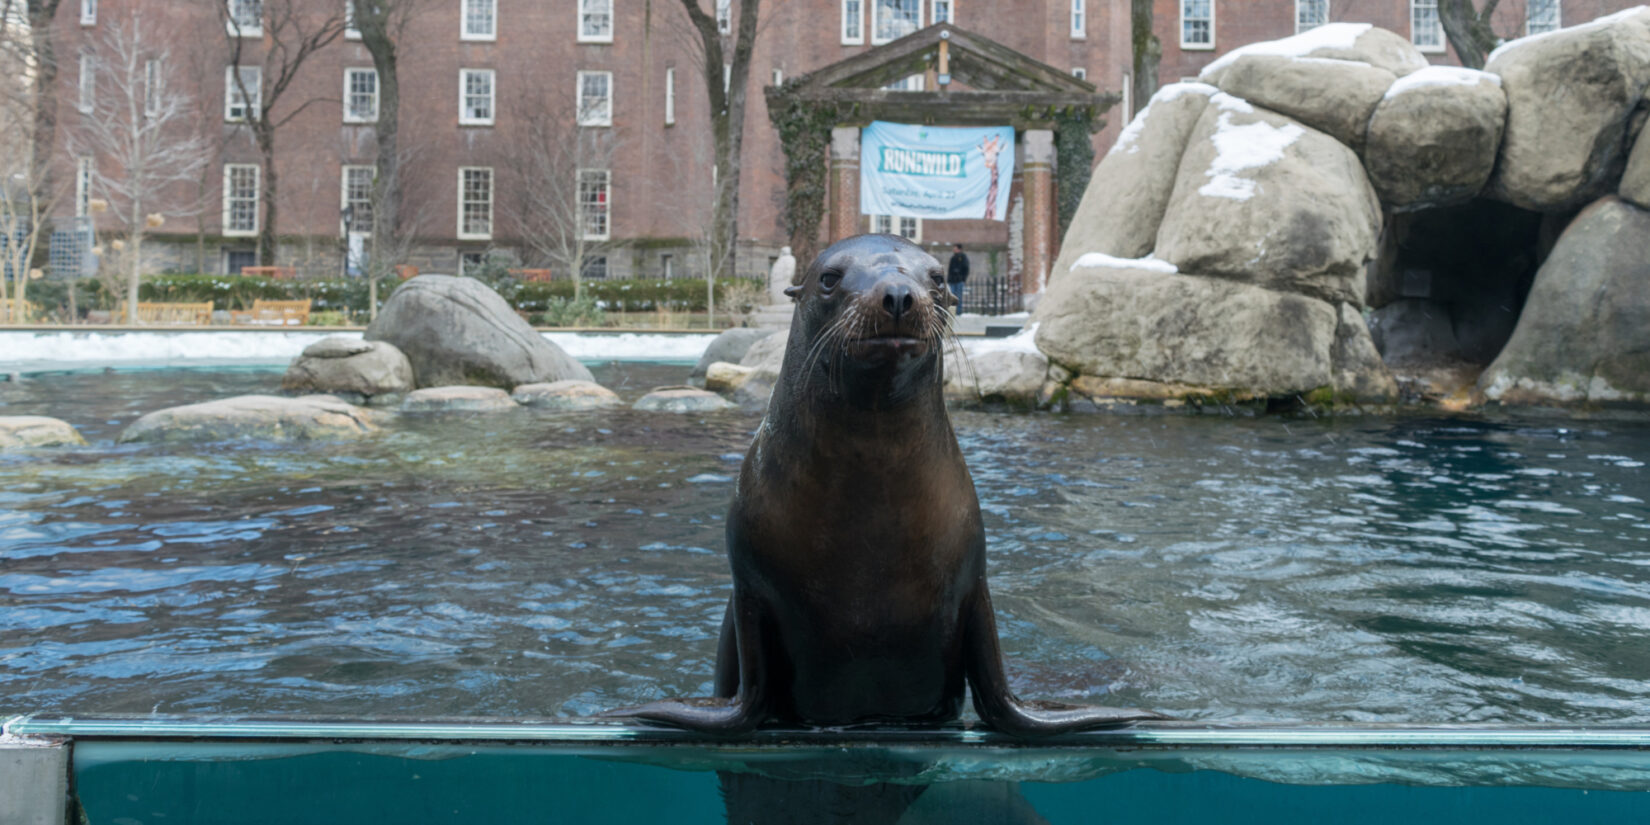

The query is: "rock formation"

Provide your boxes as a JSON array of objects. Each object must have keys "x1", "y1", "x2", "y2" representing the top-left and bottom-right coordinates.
[
  {"x1": 365, "y1": 275, "x2": 593, "y2": 389},
  {"x1": 400, "y1": 386, "x2": 519, "y2": 412},
  {"x1": 512, "y1": 380, "x2": 623, "y2": 410},
  {"x1": 0, "y1": 416, "x2": 86, "y2": 449},
  {"x1": 1041, "y1": 12, "x2": 1650, "y2": 408},
  {"x1": 281, "y1": 336, "x2": 413, "y2": 403},
  {"x1": 119, "y1": 395, "x2": 381, "y2": 443}
]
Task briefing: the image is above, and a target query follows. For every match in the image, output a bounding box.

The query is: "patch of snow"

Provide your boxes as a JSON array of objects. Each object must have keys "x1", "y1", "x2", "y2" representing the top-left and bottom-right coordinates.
[
  {"x1": 1383, "y1": 66, "x2": 1500, "y2": 100},
  {"x1": 1210, "y1": 92, "x2": 1254, "y2": 114},
  {"x1": 1487, "y1": 6, "x2": 1649, "y2": 64},
  {"x1": 1071, "y1": 253, "x2": 1179, "y2": 274},
  {"x1": 1201, "y1": 22, "x2": 1373, "y2": 78},
  {"x1": 0, "y1": 330, "x2": 715, "y2": 370},
  {"x1": 963, "y1": 322, "x2": 1042, "y2": 355},
  {"x1": 1112, "y1": 82, "x2": 1217, "y2": 154},
  {"x1": 1198, "y1": 106, "x2": 1306, "y2": 202}
]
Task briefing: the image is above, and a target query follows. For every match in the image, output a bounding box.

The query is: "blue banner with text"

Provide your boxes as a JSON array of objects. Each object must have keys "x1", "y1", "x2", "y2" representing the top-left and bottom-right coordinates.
[{"x1": 859, "y1": 121, "x2": 1015, "y2": 222}]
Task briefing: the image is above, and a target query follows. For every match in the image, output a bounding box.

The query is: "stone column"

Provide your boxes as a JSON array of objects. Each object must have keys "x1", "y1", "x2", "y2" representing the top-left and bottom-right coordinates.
[
  {"x1": 1020, "y1": 129, "x2": 1057, "y2": 296},
  {"x1": 829, "y1": 126, "x2": 862, "y2": 243}
]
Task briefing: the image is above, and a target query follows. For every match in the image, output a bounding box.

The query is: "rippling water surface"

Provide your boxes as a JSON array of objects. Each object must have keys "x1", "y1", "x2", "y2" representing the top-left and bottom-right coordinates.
[{"x1": 3, "y1": 366, "x2": 1649, "y2": 723}]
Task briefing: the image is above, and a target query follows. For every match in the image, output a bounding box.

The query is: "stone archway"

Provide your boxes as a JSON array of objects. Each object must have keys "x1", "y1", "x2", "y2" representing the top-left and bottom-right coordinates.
[{"x1": 764, "y1": 23, "x2": 1116, "y2": 304}]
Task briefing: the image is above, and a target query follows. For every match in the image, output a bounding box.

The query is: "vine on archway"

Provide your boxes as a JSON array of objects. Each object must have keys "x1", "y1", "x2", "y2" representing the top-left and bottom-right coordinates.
[{"x1": 769, "y1": 86, "x2": 839, "y2": 269}]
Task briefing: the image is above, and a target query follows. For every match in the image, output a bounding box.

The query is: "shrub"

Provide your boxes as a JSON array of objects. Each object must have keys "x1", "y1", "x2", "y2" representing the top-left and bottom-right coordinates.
[{"x1": 530, "y1": 297, "x2": 606, "y2": 327}]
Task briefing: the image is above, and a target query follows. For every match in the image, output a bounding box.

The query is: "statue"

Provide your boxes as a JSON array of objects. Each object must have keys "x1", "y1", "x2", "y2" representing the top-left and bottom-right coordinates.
[{"x1": 767, "y1": 246, "x2": 796, "y2": 305}]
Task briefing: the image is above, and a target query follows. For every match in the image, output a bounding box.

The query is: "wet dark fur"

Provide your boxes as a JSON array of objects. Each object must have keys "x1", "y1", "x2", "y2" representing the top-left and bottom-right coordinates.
[{"x1": 605, "y1": 234, "x2": 1164, "y2": 736}]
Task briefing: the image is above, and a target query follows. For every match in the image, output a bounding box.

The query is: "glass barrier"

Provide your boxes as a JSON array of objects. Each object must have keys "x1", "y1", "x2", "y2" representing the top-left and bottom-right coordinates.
[{"x1": 8, "y1": 716, "x2": 1650, "y2": 824}]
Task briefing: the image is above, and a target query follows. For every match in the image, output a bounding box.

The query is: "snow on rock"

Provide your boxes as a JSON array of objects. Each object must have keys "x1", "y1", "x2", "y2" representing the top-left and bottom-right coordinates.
[
  {"x1": 1198, "y1": 98, "x2": 1307, "y2": 201},
  {"x1": 1072, "y1": 253, "x2": 1179, "y2": 274},
  {"x1": 1201, "y1": 23, "x2": 1373, "y2": 78},
  {"x1": 1113, "y1": 82, "x2": 1218, "y2": 154},
  {"x1": 1485, "y1": 5, "x2": 1650, "y2": 64},
  {"x1": 1383, "y1": 65, "x2": 1501, "y2": 100}
]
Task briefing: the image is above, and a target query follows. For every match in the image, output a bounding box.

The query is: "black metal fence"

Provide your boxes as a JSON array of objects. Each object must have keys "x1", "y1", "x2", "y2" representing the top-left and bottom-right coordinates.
[{"x1": 955, "y1": 272, "x2": 1023, "y2": 316}]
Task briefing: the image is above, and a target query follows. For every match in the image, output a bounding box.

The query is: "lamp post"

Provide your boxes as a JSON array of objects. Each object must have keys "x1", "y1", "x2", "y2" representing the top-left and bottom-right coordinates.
[{"x1": 340, "y1": 205, "x2": 355, "y2": 280}]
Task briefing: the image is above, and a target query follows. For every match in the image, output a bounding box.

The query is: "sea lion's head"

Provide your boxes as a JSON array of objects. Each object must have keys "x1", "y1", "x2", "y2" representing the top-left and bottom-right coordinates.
[{"x1": 782, "y1": 234, "x2": 953, "y2": 402}]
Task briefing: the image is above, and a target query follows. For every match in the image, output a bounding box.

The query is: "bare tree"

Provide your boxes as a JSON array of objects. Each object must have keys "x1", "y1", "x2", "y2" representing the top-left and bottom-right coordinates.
[
  {"x1": 673, "y1": 0, "x2": 762, "y2": 282},
  {"x1": 502, "y1": 84, "x2": 623, "y2": 303},
  {"x1": 0, "y1": 0, "x2": 68, "y2": 321},
  {"x1": 71, "y1": 13, "x2": 212, "y2": 323},
  {"x1": 1438, "y1": 0, "x2": 1510, "y2": 69},
  {"x1": 1130, "y1": 0, "x2": 1160, "y2": 115},
  {"x1": 220, "y1": 0, "x2": 346, "y2": 265}
]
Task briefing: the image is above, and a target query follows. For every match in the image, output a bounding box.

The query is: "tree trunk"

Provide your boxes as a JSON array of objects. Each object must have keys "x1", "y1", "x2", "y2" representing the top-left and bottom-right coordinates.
[
  {"x1": 28, "y1": 1, "x2": 63, "y2": 226},
  {"x1": 362, "y1": 14, "x2": 402, "y2": 285},
  {"x1": 255, "y1": 125, "x2": 278, "y2": 265},
  {"x1": 1438, "y1": 0, "x2": 1502, "y2": 69},
  {"x1": 1130, "y1": 0, "x2": 1160, "y2": 116},
  {"x1": 682, "y1": 0, "x2": 762, "y2": 282},
  {"x1": 127, "y1": 202, "x2": 143, "y2": 325}
]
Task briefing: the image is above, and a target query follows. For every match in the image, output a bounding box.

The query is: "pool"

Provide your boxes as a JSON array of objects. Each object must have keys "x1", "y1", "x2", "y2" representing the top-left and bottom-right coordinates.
[{"x1": 3, "y1": 366, "x2": 1649, "y2": 726}]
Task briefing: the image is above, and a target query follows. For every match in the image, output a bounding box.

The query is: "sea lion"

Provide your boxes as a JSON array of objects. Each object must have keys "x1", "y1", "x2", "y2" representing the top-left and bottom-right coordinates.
[{"x1": 606, "y1": 234, "x2": 1164, "y2": 736}]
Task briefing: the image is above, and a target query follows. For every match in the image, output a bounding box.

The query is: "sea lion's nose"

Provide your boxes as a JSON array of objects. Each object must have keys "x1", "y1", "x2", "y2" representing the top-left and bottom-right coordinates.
[{"x1": 880, "y1": 283, "x2": 914, "y2": 324}]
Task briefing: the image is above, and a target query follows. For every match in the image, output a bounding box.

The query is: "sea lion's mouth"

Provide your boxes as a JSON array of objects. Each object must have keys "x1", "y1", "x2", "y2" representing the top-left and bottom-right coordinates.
[{"x1": 845, "y1": 336, "x2": 929, "y2": 361}]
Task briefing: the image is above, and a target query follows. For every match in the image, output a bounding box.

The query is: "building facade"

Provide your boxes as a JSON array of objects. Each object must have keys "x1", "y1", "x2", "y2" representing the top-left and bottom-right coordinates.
[{"x1": 44, "y1": 0, "x2": 1637, "y2": 283}]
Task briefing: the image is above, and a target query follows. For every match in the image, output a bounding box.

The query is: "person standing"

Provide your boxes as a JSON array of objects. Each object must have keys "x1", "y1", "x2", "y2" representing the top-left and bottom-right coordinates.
[{"x1": 946, "y1": 243, "x2": 970, "y2": 312}]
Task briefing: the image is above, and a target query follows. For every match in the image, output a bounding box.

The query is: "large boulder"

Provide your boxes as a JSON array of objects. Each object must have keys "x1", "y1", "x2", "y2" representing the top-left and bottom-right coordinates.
[
  {"x1": 365, "y1": 275, "x2": 593, "y2": 388},
  {"x1": 1154, "y1": 95, "x2": 1382, "y2": 306},
  {"x1": 1363, "y1": 67, "x2": 1507, "y2": 210},
  {"x1": 943, "y1": 336, "x2": 1049, "y2": 406},
  {"x1": 1481, "y1": 197, "x2": 1650, "y2": 404},
  {"x1": 1198, "y1": 23, "x2": 1428, "y2": 86},
  {"x1": 634, "y1": 387, "x2": 737, "y2": 413},
  {"x1": 119, "y1": 395, "x2": 380, "y2": 443},
  {"x1": 280, "y1": 336, "x2": 413, "y2": 401},
  {"x1": 1331, "y1": 303, "x2": 1399, "y2": 403},
  {"x1": 692, "y1": 328, "x2": 777, "y2": 379},
  {"x1": 1214, "y1": 54, "x2": 1396, "y2": 149},
  {"x1": 1034, "y1": 265, "x2": 1340, "y2": 397},
  {"x1": 1052, "y1": 82, "x2": 1216, "y2": 267},
  {"x1": 1485, "y1": 8, "x2": 1650, "y2": 211},
  {"x1": 1622, "y1": 126, "x2": 1650, "y2": 209},
  {"x1": 0, "y1": 416, "x2": 86, "y2": 449}
]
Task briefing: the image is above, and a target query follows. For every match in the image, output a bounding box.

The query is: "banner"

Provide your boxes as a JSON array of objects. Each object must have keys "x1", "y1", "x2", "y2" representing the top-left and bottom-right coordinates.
[{"x1": 859, "y1": 121, "x2": 1015, "y2": 221}]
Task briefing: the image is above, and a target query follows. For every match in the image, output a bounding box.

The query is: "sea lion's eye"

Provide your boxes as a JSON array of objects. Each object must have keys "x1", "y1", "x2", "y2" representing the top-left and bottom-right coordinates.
[
  {"x1": 820, "y1": 269, "x2": 843, "y2": 290},
  {"x1": 929, "y1": 270, "x2": 944, "y2": 287}
]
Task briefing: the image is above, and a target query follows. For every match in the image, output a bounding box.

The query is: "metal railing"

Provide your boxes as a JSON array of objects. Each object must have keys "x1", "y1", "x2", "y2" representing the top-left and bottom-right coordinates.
[{"x1": 956, "y1": 272, "x2": 1022, "y2": 316}]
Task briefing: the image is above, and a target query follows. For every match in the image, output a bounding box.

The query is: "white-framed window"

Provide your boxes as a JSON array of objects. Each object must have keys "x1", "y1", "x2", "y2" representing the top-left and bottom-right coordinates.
[
  {"x1": 223, "y1": 164, "x2": 260, "y2": 236},
  {"x1": 578, "y1": 0, "x2": 613, "y2": 43},
  {"x1": 77, "y1": 53, "x2": 94, "y2": 114},
  {"x1": 143, "y1": 59, "x2": 162, "y2": 117},
  {"x1": 871, "y1": 0, "x2": 921, "y2": 44},
  {"x1": 1411, "y1": 0, "x2": 1443, "y2": 52},
  {"x1": 1526, "y1": 0, "x2": 1560, "y2": 35},
  {"x1": 932, "y1": 0, "x2": 952, "y2": 24},
  {"x1": 664, "y1": 66, "x2": 676, "y2": 125},
  {"x1": 1295, "y1": 0, "x2": 1326, "y2": 32},
  {"x1": 1070, "y1": 0, "x2": 1085, "y2": 39},
  {"x1": 723, "y1": 62, "x2": 731, "y2": 92},
  {"x1": 80, "y1": 0, "x2": 96, "y2": 25},
  {"x1": 661, "y1": 253, "x2": 674, "y2": 278},
  {"x1": 884, "y1": 74, "x2": 922, "y2": 91},
  {"x1": 872, "y1": 214, "x2": 920, "y2": 241},
  {"x1": 460, "y1": 68, "x2": 495, "y2": 125},
  {"x1": 1180, "y1": 0, "x2": 1213, "y2": 49},
  {"x1": 582, "y1": 256, "x2": 608, "y2": 280},
  {"x1": 716, "y1": 0, "x2": 732, "y2": 34},
  {"x1": 1071, "y1": 66, "x2": 1086, "y2": 80},
  {"x1": 75, "y1": 157, "x2": 93, "y2": 217},
  {"x1": 224, "y1": 65, "x2": 261, "y2": 122},
  {"x1": 458, "y1": 167, "x2": 493, "y2": 239},
  {"x1": 772, "y1": 67, "x2": 783, "y2": 86},
  {"x1": 461, "y1": 0, "x2": 496, "y2": 41},
  {"x1": 226, "y1": 0, "x2": 262, "y2": 37},
  {"x1": 842, "y1": 0, "x2": 865, "y2": 44},
  {"x1": 341, "y1": 164, "x2": 374, "y2": 235},
  {"x1": 459, "y1": 251, "x2": 488, "y2": 276},
  {"x1": 343, "y1": 67, "x2": 378, "y2": 123},
  {"x1": 345, "y1": 0, "x2": 360, "y2": 39},
  {"x1": 578, "y1": 169, "x2": 610, "y2": 241},
  {"x1": 577, "y1": 70, "x2": 612, "y2": 126}
]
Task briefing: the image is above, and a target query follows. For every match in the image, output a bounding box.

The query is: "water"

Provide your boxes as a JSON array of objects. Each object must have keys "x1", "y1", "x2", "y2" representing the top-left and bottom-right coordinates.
[{"x1": 3, "y1": 367, "x2": 1650, "y2": 724}]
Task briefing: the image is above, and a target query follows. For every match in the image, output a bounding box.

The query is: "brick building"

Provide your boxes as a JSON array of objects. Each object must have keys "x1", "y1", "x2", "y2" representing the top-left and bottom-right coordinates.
[{"x1": 43, "y1": 0, "x2": 1635, "y2": 284}]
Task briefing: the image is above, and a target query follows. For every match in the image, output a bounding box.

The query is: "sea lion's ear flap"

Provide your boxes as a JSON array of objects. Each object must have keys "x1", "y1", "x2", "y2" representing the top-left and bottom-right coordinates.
[{"x1": 783, "y1": 285, "x2": 803, "y2": 300}]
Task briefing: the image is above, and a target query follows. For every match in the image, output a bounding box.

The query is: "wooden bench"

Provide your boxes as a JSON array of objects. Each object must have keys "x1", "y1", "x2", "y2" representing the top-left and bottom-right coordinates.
[
  {"x1": 231, "y1": 299, "x2": 312, "y2": 326},
  {"x1": 396, "y1": 264, "x2": 419, "y2": 279},
  {"x1": 241, "y1": 266, "x2": 297, "y2": 280},
  {"x1": 1, "y1": 298, "x2": 39, "y2": 323},
  {"x1": 510, "y1": 268, "x2": 553, "y2": 283},
  {"x1": 116, "y1": 301, "x2": 214, "y2": 325}
]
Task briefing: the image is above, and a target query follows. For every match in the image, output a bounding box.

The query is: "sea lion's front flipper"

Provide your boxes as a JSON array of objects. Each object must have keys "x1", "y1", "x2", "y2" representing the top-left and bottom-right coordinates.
[
  {"x1": 600, "y1": 589, "x2": 769, "y2": 734},
  {"x1": 961, "y1": 583, "x2": 1169, "y2": 737}
]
